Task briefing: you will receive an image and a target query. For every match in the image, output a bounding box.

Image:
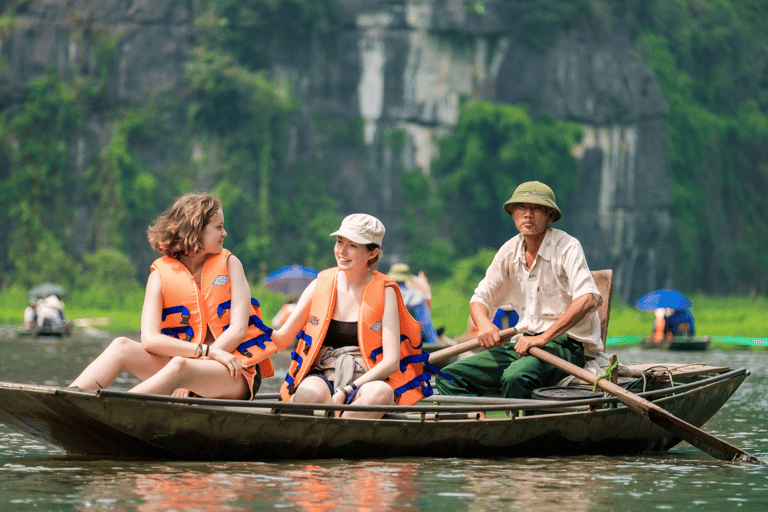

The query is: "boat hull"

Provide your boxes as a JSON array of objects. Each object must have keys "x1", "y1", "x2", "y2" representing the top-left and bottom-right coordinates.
[
  {"x1": 640, "y1": 336, "x2": 711, "y2": 351},
  {"x1": 0, "y1": 370, "x2": 748, "y2": 460}
]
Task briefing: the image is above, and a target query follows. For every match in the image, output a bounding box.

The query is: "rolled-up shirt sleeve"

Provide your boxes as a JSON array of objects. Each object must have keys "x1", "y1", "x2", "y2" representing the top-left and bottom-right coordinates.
[
  {"x1": 470, "y1": 240, "x2": 518, "y2": 312},
  {"x1": 561, "y1": 239, "x2": 602, "y2": 308}
]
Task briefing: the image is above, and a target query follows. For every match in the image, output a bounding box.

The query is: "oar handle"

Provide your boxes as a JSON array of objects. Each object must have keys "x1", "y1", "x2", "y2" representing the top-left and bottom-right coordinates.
[{"x1": 428, "y1": 327, "x2": 518, "y2": 364}]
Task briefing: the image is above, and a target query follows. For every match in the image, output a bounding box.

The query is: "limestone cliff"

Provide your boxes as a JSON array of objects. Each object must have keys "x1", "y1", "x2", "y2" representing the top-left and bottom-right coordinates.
[
  {"x1": 294, "y1": 1, "x2": 672, "y2": 302},
  {"x1": 0, "y1": 0, "x2": 671, "y2": 303}
]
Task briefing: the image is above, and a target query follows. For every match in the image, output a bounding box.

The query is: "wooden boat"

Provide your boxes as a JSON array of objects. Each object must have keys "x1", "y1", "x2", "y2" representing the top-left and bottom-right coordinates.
[
  {"x1": 640, "y1": 335, "x2": 711, "y2": 351},
  {"x1": 0, "y1": 362, "x2": 748, "y2": 460},
  {"x1": 16, "y1": 322, "x2": 73, "y2": 337}
]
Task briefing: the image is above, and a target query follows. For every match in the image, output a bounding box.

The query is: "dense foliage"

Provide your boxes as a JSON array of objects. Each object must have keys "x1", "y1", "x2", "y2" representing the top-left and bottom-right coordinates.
[
  {"x1": 604, "y1": 0, "x2": 768, "y2": 294},
  {"x1": 402, "y1": 100, "x2": 582, "y2": 279},
  {"x1": 0, "y1": 0, "x2": 767, "y2": 303},
  {"x1": 0, "y1": 0, "x2": 345, "y2": 296}
]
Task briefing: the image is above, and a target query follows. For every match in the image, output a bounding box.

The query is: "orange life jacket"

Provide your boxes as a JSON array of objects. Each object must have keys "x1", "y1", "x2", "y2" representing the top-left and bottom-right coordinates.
[
  {"x1": 280, "y1": 268, "x2": 434, "y2": 405},
  {"x1": 152, "y1": 249, "x2": 275, "y2": 378}
]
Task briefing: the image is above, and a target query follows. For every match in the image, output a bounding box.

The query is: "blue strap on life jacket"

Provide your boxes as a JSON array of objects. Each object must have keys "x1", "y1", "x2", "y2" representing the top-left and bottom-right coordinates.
[
  {"x1": 423, "y1": 361, "x2": 453, "y2": 381},
  {"x1": 216, "y1": 300, "x2": 231, "y2": 318},
  {"x1": 403, "y1": 334, "x2": 423, "y2": 350},
  {"x1": 297, "y1": 329, "x2": 312, "y2": 349},
  {"x1": 237, "y1": 333, "x2": 273, "y2": 355},
  {"x1": 393, "y1": 372, "x2": 435, "y2": 399},
  {"x1": 284, "y1": 373, "x2": 296, "y2": 394},
  {"x1": 249, "y1": 314, "x2": 272, "y2": 333},
  {"x1": 162, "y1": 305, "x2": 191, "y2": 323},
  {"x1": 398, "y1": 353, "x2": 452, "y2": 384},
  {"x1": 217, "y1": 297, "x2": 262, "y2": 318},
  {"x1": 369, "y1": 333, "x2": 412, "y2": 362},
  {"x1": 160, "y1": 325, "x2": 194, "y2": 341},
  {"x1": 284, "y1": 350, "x2": 304, "y2": 394},
  {"x1": 283, "y1": 330, "x2": 313, "y2": 395},
  {"x1": 398, "y1": 352, "x2": 429, "y2": 373},
  {"x1": 369, "y1": 346, "x2": 383, "y2": 362}
]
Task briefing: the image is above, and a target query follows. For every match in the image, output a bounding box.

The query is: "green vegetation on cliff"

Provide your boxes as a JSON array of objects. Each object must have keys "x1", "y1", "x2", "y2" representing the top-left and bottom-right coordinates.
[{"x1": 0, "y1": 0, "x2": 767, "y2": 308}]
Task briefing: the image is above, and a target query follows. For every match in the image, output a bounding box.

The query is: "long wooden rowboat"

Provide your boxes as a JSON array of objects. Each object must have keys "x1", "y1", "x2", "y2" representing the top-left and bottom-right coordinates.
[
  {"x1": 0, "y1": 365, "x2": 748, "y2": 460},
  {"x1": 639, "y1": 336, "x2": 712, "y2": 351}
]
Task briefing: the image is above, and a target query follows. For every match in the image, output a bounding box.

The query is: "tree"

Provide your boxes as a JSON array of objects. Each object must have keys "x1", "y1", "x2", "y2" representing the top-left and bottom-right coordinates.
[{"x1": 430, "y1": 100, "x2": 582, "y2": 255}]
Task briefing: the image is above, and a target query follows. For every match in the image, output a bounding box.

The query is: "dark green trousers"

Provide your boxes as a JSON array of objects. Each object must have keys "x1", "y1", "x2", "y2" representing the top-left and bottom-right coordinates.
[{"x1": 435, "y1": 335, "x2": 585, "y2": 399}]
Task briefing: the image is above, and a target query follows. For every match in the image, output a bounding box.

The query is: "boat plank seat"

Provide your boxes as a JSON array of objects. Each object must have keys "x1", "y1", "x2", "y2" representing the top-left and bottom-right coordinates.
[
  {"x1": 591, "y1": 269, "x2": 613, "y2": 345},
  {"x1": 591, "y1": 269, "x2": 635, "y2": 380}
]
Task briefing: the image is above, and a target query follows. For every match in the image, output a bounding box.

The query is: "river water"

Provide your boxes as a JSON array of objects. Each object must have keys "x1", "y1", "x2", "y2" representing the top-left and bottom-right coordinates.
[{"x1": 1, "y1": 331, "x2": 767, "y2": 511}]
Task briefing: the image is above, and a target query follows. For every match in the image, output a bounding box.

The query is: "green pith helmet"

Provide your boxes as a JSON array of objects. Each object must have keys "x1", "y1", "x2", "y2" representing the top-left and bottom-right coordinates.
[
  {"x1": 503, "y1": 181, "x2": 562, "y2": 222},
  {"x1": 388, "y1": 263, "x2": 412, "y2": 283}
]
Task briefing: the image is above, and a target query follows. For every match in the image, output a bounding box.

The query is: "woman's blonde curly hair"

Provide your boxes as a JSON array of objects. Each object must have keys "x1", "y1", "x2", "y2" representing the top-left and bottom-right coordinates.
[{"x1": 147, "y1": 193, "x2": 222, "y2": 260}]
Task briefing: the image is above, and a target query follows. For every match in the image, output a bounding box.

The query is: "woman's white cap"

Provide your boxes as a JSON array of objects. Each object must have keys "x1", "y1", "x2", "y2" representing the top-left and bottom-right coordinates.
[{"x1": 330, "y1": 213, "x2": 385, "y2": 246}]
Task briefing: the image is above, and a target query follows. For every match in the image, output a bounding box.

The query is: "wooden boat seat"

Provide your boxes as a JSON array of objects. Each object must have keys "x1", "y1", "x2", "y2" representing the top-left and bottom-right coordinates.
[
  {"x1": 591, "y1": 269, "x2": 613, "y2": 344},
  {"x1": 552, "y1": 269, "x2": 614, "y2": 388}
]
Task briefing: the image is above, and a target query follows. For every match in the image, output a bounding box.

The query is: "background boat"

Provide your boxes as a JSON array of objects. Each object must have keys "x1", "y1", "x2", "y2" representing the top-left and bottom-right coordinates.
[{"x1": 639, "y1": 336, "x2": 712, "y2": 351}]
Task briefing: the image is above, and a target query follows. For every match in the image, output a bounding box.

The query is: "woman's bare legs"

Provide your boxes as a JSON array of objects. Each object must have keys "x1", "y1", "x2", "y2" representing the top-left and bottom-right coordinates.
[
  {"x1": 292, "y1": 376, "x2": 394, "y2": 419},
  {"x1": 129, "y1": 356, "x2": 249, "y2": 399},
  {"x1": 70, "y1": 337, "x2": 169, "y2": 389},
  {"x1": 343, "y1": 381, "x2": 394, "y2": 419},
  {"x1": 292, "y1": 375, "x2": 333, "y2": 404}
]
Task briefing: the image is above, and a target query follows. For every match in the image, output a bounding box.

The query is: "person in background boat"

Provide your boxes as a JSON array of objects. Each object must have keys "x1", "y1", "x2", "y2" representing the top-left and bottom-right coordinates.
[
  {"x1": 23, "y1": 299, "x2": 38, "y2": 329},
  {"x1": 270, "y1": 214, "x2": 432, "y2": 418},
  {"x1": 652, "y1": 307, "x2": 695, "y2": 342},
  {"x1": 405, "y1": 268, "x2": 433, "y2": 310},
  {"x1": 36, "y1": 295, "x2": 66, "y2": 329},
  {"x1": 435, "y1": 181, "x2": 604, "y2": 399},
  {"x1": 388, "y1": 263, "x2": 439, "y2": 345},
  {"x1": 271, "y1": 297, "x2": 297, "y2": 329},
  {"x1": 70, "y1": 193, "x2": 278, "y2": 399}
]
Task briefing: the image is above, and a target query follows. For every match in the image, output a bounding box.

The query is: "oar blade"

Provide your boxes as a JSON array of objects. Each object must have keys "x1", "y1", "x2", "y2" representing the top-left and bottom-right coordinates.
[
  {"x1": 647, "y1": 406, "x2": 764, "y2": 465},
  {"x1": 530, "y1": 346, "x2": 765, "y2": 465}
]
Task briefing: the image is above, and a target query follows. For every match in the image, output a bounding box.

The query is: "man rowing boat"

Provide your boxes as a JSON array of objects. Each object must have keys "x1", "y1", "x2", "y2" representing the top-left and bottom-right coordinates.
[{"x1": 435, "y1": 181, "x2": 604, "y2": 399}]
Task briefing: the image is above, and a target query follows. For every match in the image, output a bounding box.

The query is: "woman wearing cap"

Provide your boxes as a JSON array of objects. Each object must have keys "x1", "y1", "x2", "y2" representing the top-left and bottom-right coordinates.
[
  {"x1": 435, "y1": 181, "x2": 604, "y2": 399},
  {"x1": 271, "y1": 214, "x2": 431, "y2": 418}
]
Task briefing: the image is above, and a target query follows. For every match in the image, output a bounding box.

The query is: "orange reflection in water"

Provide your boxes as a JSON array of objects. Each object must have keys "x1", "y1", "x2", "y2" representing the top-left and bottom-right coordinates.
[
  {"x1": 132, "y1": 471, "x2": 239, "y2": 512},
  {"x1": 72, "y1": 461, "x2": 422, "y2": 511},
  {"x1": 283, "y1": 462, "x2": 420, "y2": 512}
]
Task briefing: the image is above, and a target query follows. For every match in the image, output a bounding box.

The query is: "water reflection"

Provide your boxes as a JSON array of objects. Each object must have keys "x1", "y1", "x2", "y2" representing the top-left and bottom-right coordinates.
[
  {"x1": 2, "y1": 332, "x2": 768, "y2": 511},
  {"x1": 48, "y1": 461, "x2": 424, "y2": 511},
  {"x1": 456, "y1": 460, "x2": 598, "y2": 512},
  {"x1": 280, "y1": 462, "x2": 420, "y2": 511}
]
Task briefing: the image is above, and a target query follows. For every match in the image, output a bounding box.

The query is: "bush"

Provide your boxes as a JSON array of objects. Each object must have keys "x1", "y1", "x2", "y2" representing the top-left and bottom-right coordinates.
[{"x1": 78, "y1": 249, "x2": 139, "y2": 308}]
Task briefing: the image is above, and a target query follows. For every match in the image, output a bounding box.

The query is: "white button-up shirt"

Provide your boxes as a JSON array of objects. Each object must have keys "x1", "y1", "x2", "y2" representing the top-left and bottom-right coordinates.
[{"x1": 470, "y1": 227, "x2": 604, "y2": 357}]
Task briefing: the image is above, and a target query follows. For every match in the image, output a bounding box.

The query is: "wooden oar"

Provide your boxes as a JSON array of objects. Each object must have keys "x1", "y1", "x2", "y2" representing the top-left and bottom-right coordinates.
[
  {"x1": 428, "y1": 328, "x2": 517, "y2": 364},
  {"x1": 528, "y1": 346, "x2": 764, "y2": 464}
]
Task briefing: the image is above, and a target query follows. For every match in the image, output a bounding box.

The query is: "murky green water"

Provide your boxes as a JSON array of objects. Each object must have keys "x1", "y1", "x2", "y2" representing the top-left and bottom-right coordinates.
[{"x1": 1, "y1": 331, "x2": 766, "y2": 511}]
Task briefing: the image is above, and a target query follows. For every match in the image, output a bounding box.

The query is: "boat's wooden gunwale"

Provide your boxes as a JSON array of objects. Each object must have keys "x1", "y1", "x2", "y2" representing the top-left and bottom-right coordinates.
[
  {"x1": 86, "y1": 367, "x2": 747, "y2": 416},
  {"x1": 0, "y1": 368, "x2": 748, "y2": 460}
]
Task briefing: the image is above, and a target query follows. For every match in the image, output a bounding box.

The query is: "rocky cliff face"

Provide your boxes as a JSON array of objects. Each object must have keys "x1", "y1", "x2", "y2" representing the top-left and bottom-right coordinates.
[
  {"x1": 1, "y1": 0, "x2": 672, "y2": 303},
  {"x1": 290, "y1": 1, "x2": 672, "y2": 303}
]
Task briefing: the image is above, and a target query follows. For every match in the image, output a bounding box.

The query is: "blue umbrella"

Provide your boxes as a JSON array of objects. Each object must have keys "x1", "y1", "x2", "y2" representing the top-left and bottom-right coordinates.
[
  {"x1": 635, "y1": 289, "x2": 692, "y2": 312},
  {"x1": 262, "y1": 265, "x2": 318, "y2": 297}
]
